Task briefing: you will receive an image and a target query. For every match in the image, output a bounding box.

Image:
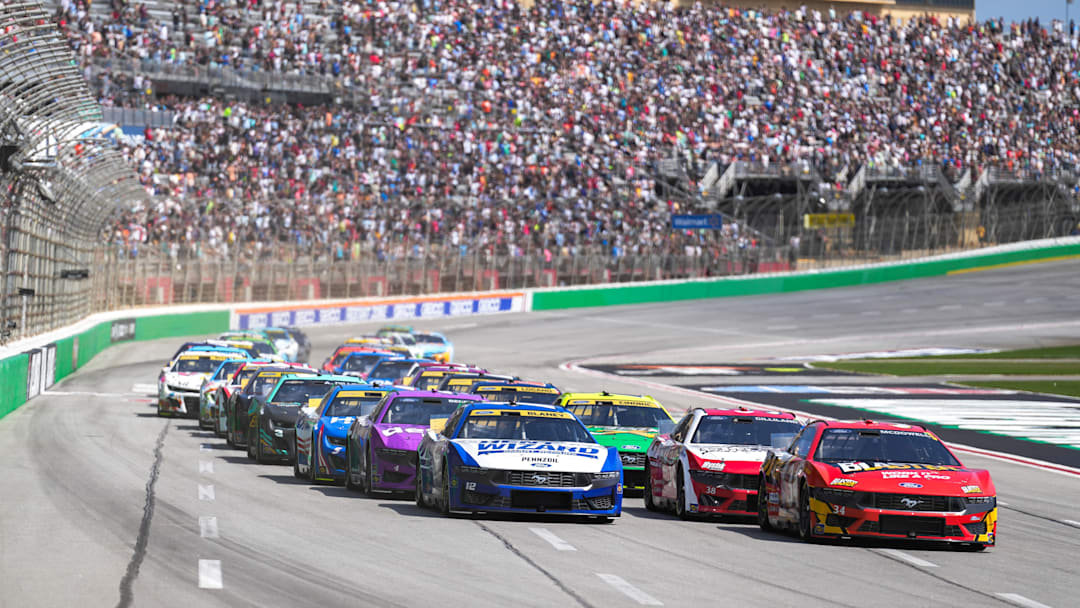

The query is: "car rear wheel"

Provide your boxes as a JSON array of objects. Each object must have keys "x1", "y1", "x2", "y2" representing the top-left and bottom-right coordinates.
[
  {"x1": 344, "y1": 445, "x2": 359, "y2": 492},
  {"x1": 643, "y1": 462, "x2": 659, "y2": 512},
  {"x1": 439, "y1": 462, "x2": 451, "y2": 516},
  {"x1": 757, "y1": 476, "x2": 774, "y2": 531},
  {"x1": 414, "y1": 467, "x2": 426, "y2": 508},
  {"x1": 363, "y1": 447, "x2": 377, "y2": 497},
  {"x1": 797, "y1": 484, "x2": 814, "y2": 541},
  {"x1": 675, "y1": 473, "x2": 691, "y2": 521}
]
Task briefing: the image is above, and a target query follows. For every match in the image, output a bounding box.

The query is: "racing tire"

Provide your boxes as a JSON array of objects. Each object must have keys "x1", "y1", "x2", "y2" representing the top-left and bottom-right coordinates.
[
  {"x1": 414, "y1": 467, "x2": 426, "y2": 509},
  {"x1": 757, "y1": 476, "x2": 774, "y2": 531},
  {"x1": 797, "y1": 484, "x2": 814, "y2": 541},
  {"x1": 307, "y1": 447, "x2": 318, "y2": 483},
  {"x1": 643, "y1": 463, "x2": 659, "y2": 512},
  {"x1": 344, "y1": 448, "x2": 360, "y2": 492},
  {"x1": 363, "y1": 447, "x2": 377, "y2": 498},
  {"x1": 439, "y1": 462, "x2": 451, "y2": 516},
  {"x1": 293, "y1": 447, "x2": 304, "y2": 479},
  {"x1": 674, "y1": 473, "x2": 691, "y2": 521},
  {"x1": 246, "y1": 429, "x2": 256, "y2": 460},
  {"x1": 254, "y1": 430, "x2": 266, "y2": 464}
]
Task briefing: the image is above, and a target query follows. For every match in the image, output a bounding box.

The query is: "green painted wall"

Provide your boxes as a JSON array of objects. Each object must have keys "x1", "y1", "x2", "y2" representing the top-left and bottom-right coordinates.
[
  {"x1": 532, "y1": 243, "x2": 1080, "y2": 310},
  {"x1": 0, "y1": 310, "x2": 230, "y2": 422},
  {"x1": 0, "y1": 353, "x2": 28, "y2": 420}
]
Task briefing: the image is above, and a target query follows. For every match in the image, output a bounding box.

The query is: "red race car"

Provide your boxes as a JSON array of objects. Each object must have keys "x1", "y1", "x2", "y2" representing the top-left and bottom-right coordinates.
[
  {"x1": 645, "y1": 407, "x2": 802, "y2": 518},
  {"x1": 759, "y1": 419, "x2": 997, "y2": 550}
]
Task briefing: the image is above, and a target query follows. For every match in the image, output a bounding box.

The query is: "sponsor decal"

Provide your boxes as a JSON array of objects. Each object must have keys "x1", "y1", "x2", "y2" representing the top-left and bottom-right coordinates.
[
  {"x1": 837, "y1": 462, "x2": 963, "y2": 474},
  {"x1": 621, "y1": 445, "x2": 640, "y2": 450},
  {"x1": 529, "y1": 462, "x2": 553, "y2": 468},
  {"x1": 880, "y1": 470, "x2": 952, "y2": 480},
  {"x1": 271, "y1": 311, "x2": 292, "y2": 326},
  {"x1": 469, "y1": 409, "x2": 574, "y2": 419},
  {"x1": 961, "y1": 485, "x2": 982, "y2": 494},
  {"x1": 318, "y1": 308, "x2": 342, "y2": 323},
  {"x1": 475, "y1": 441, "x2": 602, "y2": 459},
  {"x1": 898, "y1": 482, "x2": 923, "y2": 489},
  {"x1": 830, "y1": 478, "x2": 858, "y2": 487},
  {"x1": 294, "y1": 309, "x2": 316, "y2": 325},
  {"x1": 110, "y1": 318, "x2": 136, "y2": 342},
  {"x1": 381, "y1": 426, "x2": 426, "y2": 436},
  {"x1": 702, "y1": 461, "x2": 726, "y2": 471},
  {"x1": 420, "y1": 302, "x2": 445, "y2": 317},
  {"x1": 449, "y1": 300, "x2": 474, "y2": 316}
]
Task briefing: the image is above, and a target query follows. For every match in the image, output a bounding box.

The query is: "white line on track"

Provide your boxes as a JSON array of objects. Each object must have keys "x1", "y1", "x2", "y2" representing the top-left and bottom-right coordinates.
[
  {"x1": 900, "y1": 308, "x2": 920, "y2": 314},
  {"x1": 812, "y1": 313, "x2": 840, "y2": 319},
  {"x1": 1062, "y1": 520, "x2": 1080, "y2": 528},
  {"x1": 198, "y1": 560, "x2": 223, "y2": 589},
  {"x1": 995, "y1": 593, "x2": 1053, "y2": 608},
  {"x1": 983, "y1": 301, "x2": 1006, "y2": 307},
  {"x1": 998, "y1": 500, "x2": 1010, "y2": 506},
  {"x1": 874, "y1": 548, "x2": 938, "y2": 568},
  {"x1": 937, "y1": 304, "x2": 963, "y2": 311},
  {"x1": 198, "y1": 484, "x2": 215, "y2": 501},
  {"x1": 860, "y1": 310, "x2": 882, "y2": 316},
  {"x1": 198, "y1": 460, "x2": 214, "y2": 474},
  {"x1": 131, "y1": 383, "x2": 157, "y2": 393},
  {"x1": 596, "y1": 574, "x2": 662, "y2": 606},
  {"x1": 1024, "y1": 297, "x2": 1047, "y2": 304},
  {"x1": 529, "y1": 528, "x2": 576, "y2": 551},
  {"x1": 199, "y1": 516, "x2": 219, "y2": 539}
]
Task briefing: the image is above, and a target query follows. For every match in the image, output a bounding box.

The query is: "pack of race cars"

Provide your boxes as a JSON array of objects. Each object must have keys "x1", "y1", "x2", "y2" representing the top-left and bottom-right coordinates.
[{"x1": 155, "y1": 325, "x2": 997, "y2": 549}]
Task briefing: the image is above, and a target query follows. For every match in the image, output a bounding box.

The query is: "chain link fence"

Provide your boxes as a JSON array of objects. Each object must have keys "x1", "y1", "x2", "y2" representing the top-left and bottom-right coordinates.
[{"x1": 0, "y1": 0, "x2": 146, "y2": 343}]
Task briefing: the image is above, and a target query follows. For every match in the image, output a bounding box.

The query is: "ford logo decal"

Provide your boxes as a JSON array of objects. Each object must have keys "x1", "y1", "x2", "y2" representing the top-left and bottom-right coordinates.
[
  {"x1": 898, "y1": 482, "x2": 923, "y2": 489},
  {"x1": 529, "y1": 463, "x2": 552, "y2": 468}
]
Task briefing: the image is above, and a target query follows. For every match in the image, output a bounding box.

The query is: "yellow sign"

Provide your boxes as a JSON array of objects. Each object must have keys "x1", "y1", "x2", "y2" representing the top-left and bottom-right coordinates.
[
  {"x1": 804, "y1": 213, "x2": 855, "y2": 229},
  {"x1": 479, "y1": 386, "x2": 559, "y2": 394},
  {"x1": 337, "y1": 390, "x2": 386, "y2": 398}
]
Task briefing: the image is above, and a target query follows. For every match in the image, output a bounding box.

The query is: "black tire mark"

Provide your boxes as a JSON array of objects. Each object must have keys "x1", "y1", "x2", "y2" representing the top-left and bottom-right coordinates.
[
  {"x1": 474, "y1": 521, "x2": 596, "y2": 608},
  {"x1": 116, "y1": 420, "x2": 170, "y2": 608}
]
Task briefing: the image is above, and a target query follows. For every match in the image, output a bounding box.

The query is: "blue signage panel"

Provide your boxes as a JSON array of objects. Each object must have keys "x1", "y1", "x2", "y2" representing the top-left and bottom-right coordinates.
[{"x1": 671, "y1": 214, "x2": 723, "y2": 230}]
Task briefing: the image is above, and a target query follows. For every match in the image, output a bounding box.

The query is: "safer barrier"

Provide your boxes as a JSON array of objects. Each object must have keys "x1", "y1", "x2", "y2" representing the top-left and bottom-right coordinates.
[
  {"x1": 530, "y1": 237, "x2": 1080, "y2": 311},
  {"x1": 0, "y1": 310, "x2": 230, "y2": 422}
]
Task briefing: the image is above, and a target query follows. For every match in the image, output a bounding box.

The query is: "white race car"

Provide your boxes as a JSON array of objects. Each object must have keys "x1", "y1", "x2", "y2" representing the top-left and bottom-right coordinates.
[{"x1": 158, "y1": 352, "x2": 237, "y2": 418}]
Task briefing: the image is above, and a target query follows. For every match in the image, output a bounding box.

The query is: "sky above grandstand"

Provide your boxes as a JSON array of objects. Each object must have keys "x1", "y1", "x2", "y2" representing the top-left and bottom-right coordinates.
[{"x1": 981, "y1": 0, "x2": 1078, "y2": 25}]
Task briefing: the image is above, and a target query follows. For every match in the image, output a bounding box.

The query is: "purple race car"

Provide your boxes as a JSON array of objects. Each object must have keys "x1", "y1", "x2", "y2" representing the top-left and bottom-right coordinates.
[{"x1": 345, "y1": 390, "x2": 485, "y2": 496}]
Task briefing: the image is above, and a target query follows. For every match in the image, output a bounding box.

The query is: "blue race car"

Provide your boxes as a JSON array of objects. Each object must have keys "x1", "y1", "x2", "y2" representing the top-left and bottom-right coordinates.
[
  {"x1": 415, "y1": 402, "x2": 623, "y2": 521},
  {"x1": 366, "y1": 357, "x2": 430, "y2": 385},
  {"x1": 414, "y1": 331, "x2": 453, "y2": 363},
  {"x1": 294, "y1": 384, "x2": 396, "y2": 483}
]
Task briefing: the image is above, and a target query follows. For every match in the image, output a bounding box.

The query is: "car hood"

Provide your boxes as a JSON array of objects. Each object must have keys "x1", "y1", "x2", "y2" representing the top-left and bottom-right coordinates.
[
  {"x1": 164, "y1": 372, "x2": 208, "y2": 390},
  {"x1": 452, "y1": 439, "x2": 609, "y2": 473},
  {"x1": 816, "y1": 462, "x2": 995, "y2": 496},
  {"x1": 587, "y1": 427, "x2": 656, "y2": 452},
  {"x1": 373, "y1": 423, "x2": 428, "y2": 450}
]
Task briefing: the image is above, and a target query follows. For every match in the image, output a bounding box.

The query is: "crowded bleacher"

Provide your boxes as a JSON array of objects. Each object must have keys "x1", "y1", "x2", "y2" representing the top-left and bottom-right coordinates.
[{"x1": 51, "y1": 0, "x2": 1080, "y2": 260}]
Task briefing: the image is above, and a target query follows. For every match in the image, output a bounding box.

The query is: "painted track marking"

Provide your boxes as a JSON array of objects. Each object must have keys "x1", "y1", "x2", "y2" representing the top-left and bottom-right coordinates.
[
  {"x1": 198, "y1": 560, "x2": 223, "y2": 589},
  {"x1": 995, "y1": 593, "x2": 1053, "y2": 608},
  {"x1": 198, "y1": 460, "x2": 214, "y2": 474},
  {"x1": 562, "y1": 360, "x2": 1080, "y2": 478},
  {"x1": 530, "y1": 528, "x2": 576, "y2": 551},
  {"x1": 874, "y1": 549, "x2": 938, "y2": 568},
  {"x1": 197, "y1": 485, "x2": 215, "y2": 501},
  {"x1": 596, "y1": 574, "x2": 662, "y2": 606},
  {"x1": 200, "y1": 444, "x2": 213, "y2": 452},
  {"x1": 199, "y1": 517, "x2": 219, "y2": 539}
]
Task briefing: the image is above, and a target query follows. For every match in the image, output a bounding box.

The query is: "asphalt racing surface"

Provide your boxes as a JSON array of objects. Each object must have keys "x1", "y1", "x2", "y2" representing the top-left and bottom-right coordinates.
[{"x1": 2, "y1": 259, "x2": 1080, "y2": 608}]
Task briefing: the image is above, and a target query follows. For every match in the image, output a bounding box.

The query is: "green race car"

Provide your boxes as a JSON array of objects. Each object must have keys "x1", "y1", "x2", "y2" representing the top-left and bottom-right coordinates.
[{"x1": 559, "y1": 392, "x2": 675, "y2": 491}]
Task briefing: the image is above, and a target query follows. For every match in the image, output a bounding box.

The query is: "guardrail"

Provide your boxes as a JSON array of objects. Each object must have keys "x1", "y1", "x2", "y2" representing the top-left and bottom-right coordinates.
[{"x1": 1, "y1": 237, "x2": 1078, "y2": 422}]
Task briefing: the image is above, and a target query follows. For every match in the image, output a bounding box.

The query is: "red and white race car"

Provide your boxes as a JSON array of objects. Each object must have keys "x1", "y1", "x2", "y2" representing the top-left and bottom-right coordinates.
[
  {"x1": 645, "y1": 407, "x2": 802, "y2": 518},
  {"x1": 758, "y1": 419, "x2": 997, "y2": 549}
]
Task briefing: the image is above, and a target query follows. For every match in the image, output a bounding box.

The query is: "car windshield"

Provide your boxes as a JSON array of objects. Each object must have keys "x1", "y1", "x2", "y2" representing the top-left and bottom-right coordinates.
[
  {"x1": 369, "y1": 360, "x2": 415, "y2": 379},
  {"x1": 480, "y1": 389, "x2": 561, "y2": 405},
  {"x1": 326, "y1": 395, "x2": 384, "y2": 417},
  {"x1": 814, "y1": 429, "x2": 961, "y2": 465},
  {"x1": 691, "y1": 416, "x2": 802, "y2": 447},
  {"x1": 415, "y1": 373, "x2": 446, "y2": 391},
  {"x1": 213, "y1": 361, "x2": 245, "y2": 380},
  {"x1": 458, "y1": 414, "x2": 594, "y2": 442},
  {"x1": 568, "y1": 404, "x2": 669, "y2": 427},
  {"x1": 271, "y1": 380, "x2": 336, "y2": 404},
  {"x1": 172, "y1": 357, "x2": 222, "y2": 373},
  {"x1": 342, "y1": 354, "x2": 387, "y2": 373},
  {"x1": 415, "y1": 334, "x2": 444, "y2": 344},
  {"x1": 397, "y1": 335, "x2": 417, "y2": 346},
  {"x1": 379, "y1": 396, "x2": 472, "y2": 425}
]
